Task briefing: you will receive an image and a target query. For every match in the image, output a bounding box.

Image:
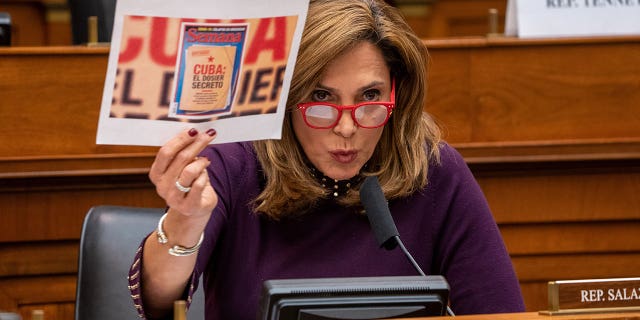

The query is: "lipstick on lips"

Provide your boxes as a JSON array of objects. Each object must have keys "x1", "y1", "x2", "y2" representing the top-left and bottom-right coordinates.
[{"x1": 330, "y1": 150, "x2": 357, "y2": 164}]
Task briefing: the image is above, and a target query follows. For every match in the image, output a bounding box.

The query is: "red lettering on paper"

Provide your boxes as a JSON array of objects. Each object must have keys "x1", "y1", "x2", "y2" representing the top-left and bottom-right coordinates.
[
  {"x1": 186, "y1": 29, "x2": 242, "y2": 43},
  {"x1": 193, "y1": 64, "x2": 225, "y2": 75},
  {"x1": 244, "y1": 17, "x2": 287, "y2": 64},
  {"x1": 150, "y1": 17, "x2": 196, "y2": 66},
  {"x1": 118, "y1": 16, "x2": 146, "y2": 63}
]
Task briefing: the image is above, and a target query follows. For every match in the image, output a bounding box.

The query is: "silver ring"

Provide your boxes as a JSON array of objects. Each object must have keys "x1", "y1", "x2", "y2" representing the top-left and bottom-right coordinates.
[{"x1": 175, "y1": 180, "x2": 192, "y2": 193}]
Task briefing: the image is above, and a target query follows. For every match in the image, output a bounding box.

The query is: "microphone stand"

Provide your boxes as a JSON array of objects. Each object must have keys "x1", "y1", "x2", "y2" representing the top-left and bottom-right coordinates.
[
  {"x1": 394, "y1": 235, "x2": 456, "y2": 317},
  {"x1": 361, "y1": 176, "x2": 455, "y2": 317}
]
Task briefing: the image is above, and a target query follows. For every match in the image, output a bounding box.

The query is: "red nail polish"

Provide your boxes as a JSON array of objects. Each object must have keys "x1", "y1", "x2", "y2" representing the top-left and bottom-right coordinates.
[
  {"x1": 188, "y1": 128, "x2": 198, "y2": 137},
  {"x1": 206, "y1": 128, "x2": 217, "y2": 136}
]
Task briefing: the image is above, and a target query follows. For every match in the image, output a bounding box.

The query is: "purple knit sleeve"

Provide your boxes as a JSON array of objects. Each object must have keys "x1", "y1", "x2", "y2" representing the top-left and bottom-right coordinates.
[
  {"x1": 128, "y1": 240, "x2": 146, "y2": 319},
  {"x1": 127, "y1": 142, "x2": 253, "y2": 318},
  {"x1": 127, "y1": 235, "x2": 201, "y2": 319}
]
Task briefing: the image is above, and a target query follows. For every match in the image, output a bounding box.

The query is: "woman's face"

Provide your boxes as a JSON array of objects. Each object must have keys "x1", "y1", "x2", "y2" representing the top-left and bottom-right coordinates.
[{"x1": 292, "y1": 41, "x2": 391, "y2": 180}]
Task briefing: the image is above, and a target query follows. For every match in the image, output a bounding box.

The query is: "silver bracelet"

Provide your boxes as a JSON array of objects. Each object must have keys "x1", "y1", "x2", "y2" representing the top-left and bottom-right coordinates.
[{"x1": 156, "y1": 212, "x2": 204, "y2": 257}]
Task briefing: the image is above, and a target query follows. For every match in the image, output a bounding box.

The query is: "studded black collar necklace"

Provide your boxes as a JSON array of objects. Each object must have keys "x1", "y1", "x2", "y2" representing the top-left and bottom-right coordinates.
[{"x1": 308, "y1": 165, "x2": 365, "y2": 198}]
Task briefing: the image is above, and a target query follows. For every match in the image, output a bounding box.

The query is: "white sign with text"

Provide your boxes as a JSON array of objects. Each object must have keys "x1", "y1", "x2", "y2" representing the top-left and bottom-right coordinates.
[{"x1": 505, "y1": 0, "x2": 640, "y2": 38}]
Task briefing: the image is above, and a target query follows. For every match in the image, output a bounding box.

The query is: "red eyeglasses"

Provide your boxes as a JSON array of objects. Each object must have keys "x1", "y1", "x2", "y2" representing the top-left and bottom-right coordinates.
[{"x1": 296, "y1": 80, "x2": 395, "y2": 129}]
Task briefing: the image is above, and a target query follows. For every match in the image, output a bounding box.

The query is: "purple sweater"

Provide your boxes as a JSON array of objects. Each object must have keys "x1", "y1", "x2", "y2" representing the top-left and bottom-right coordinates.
[{"x1": 131, "y1": 141, "x2": 525, "y2": 319}]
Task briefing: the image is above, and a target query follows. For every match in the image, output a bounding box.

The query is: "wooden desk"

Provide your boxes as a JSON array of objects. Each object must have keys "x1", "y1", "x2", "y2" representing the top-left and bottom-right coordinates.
[
  {"x1": 1, "y1": 36, "x2": 639, "y2": 319},
  {"x1": 411, "y1": 311, "x2": 640, "y2": 320}
]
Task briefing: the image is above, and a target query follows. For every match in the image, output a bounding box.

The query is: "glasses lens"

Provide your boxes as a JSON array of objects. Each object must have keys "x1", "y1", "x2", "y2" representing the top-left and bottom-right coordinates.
[
  {"x1": 304, "y1": 105, "x2": 339, "y2": 128},
  {"x1": 354, "y1": 104, "x2": 389, "y2": 127}
]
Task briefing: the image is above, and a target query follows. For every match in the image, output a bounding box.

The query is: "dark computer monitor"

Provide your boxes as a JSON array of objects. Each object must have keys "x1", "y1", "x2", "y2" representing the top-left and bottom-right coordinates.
[{"x1": 258, "y1": 275, "x2": 449, "y2": 320}]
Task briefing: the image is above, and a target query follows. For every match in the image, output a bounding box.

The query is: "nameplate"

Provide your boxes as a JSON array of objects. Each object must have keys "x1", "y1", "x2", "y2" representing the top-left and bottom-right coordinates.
[
  {"x1": 540, "y1": 277, "x2": 640, "y2": 315},
  {"x1": 505, "y1": 0, "x2": 640, "y2": 38}
]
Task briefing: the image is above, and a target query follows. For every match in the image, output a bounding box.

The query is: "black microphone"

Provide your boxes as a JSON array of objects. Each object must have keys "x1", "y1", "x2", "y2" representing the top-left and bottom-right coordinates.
[
  {"x1": 360, "y1": 175, "x2": 399, "y2": 250},
  {"x1": 360, "y1": 176, "x2": 455, "y2": 317},
  {"x1": 360, "y1": 176, "x2": 425, "y2": 273}
]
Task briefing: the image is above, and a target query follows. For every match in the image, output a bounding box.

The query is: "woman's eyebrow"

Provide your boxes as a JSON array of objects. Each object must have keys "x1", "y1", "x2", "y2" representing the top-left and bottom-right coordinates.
[{"x1": 315, "y1": 80, "x2": 386, "y2": 94}]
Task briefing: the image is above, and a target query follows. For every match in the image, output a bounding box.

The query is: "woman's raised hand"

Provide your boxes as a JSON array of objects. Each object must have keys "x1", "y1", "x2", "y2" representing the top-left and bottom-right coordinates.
[{"x1": 149, "y1": 128, "x2": 218, "y2": 219}]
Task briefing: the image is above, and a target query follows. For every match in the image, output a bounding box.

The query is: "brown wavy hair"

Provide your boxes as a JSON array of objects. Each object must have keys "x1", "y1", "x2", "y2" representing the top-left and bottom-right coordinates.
[{"x1": 252, "y1": 0, "x2": 441, "y2": 219}]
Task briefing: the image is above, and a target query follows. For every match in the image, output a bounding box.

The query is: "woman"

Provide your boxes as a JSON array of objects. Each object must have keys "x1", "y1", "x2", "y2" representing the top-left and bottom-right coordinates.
[{"x1": 129, "y1": 0, "x2": 525, "y2": 319}]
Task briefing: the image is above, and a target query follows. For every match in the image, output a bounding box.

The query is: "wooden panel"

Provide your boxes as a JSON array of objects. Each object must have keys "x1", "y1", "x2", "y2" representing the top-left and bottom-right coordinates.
[
  {"x1": 479, "y1": 165, "x2": 640, "y2": 223},
  {"x1": 512, "y1": 253, "x2": 640, "y2": 282},
  {"x1": 0, "y1": 289, "x2": 15, "y2": 310},
  {"x1": 0, "y1": 275, "x2": 76, "y2": 304},
  {"x1": 0, "y1": 241, "x2": 77, "y2": 277},
  {"x1": 470, "y1": 46, "x2": 638, "y2": 141},
  {"x1": 457, "y1": 139, "x2": 640, "y2": 163},
  {"x1": 0, "y1": 275, "x2": 74, "y2": 309},
  {"x1": 519, "y1": 282, "x2": 549, "y2": 312},
  {"x1": 0, "y1": 154, "x2": 154, "y2": 178},
  {"x1": 0, "y1": 176, "x2": 164, "y2": 242},
  {"x1": 426, "y1": 37, "x2": 640, "y2": 143},
  {"x1": 501, "y1": 221, "x2": 640, "y2": 255},
  {"x1": 0, "y1": 47, "x2": 159, "y2": 157},
  {"x1": 0, "y1": 241, "x2": 78, "y2": 318}
]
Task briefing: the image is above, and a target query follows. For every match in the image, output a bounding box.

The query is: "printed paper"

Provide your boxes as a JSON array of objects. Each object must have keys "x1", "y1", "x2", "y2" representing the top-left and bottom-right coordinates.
[{"x1": 96, "y1": 0, "x2": 309, "y2": 146}]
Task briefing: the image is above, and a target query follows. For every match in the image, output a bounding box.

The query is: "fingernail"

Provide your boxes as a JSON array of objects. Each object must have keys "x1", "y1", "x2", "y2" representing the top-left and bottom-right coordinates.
[
  {"x1": 206, "y1": 128, "x2": 216, "y2": 136},
  {"x1": 188, "y1": 128, "x2": 198, "y2": 137}
]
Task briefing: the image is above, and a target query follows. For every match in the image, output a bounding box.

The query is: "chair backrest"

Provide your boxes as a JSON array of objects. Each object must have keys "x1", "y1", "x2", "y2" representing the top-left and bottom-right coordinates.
[
  {"x1": 75, "y1": 205, "x2": 204, "y2": 320},
  {"x1": 68, "y1": 0, "x2": 116, "y2": 44},
  {"x1": 0, "y1": 12, "x2": 11, "y2": 46}
]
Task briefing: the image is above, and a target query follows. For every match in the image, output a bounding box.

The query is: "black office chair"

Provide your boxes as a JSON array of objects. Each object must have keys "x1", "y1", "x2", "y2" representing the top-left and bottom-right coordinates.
[
  {"x1": 75, "y1": 205, "x2": 205, "y2": 320},
  {"x1": 0, "y1": 12, "x2": 10, "y2": 46},
  {"x1": 68, "y1": 0, "x2": 116, "y2": 44}
]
